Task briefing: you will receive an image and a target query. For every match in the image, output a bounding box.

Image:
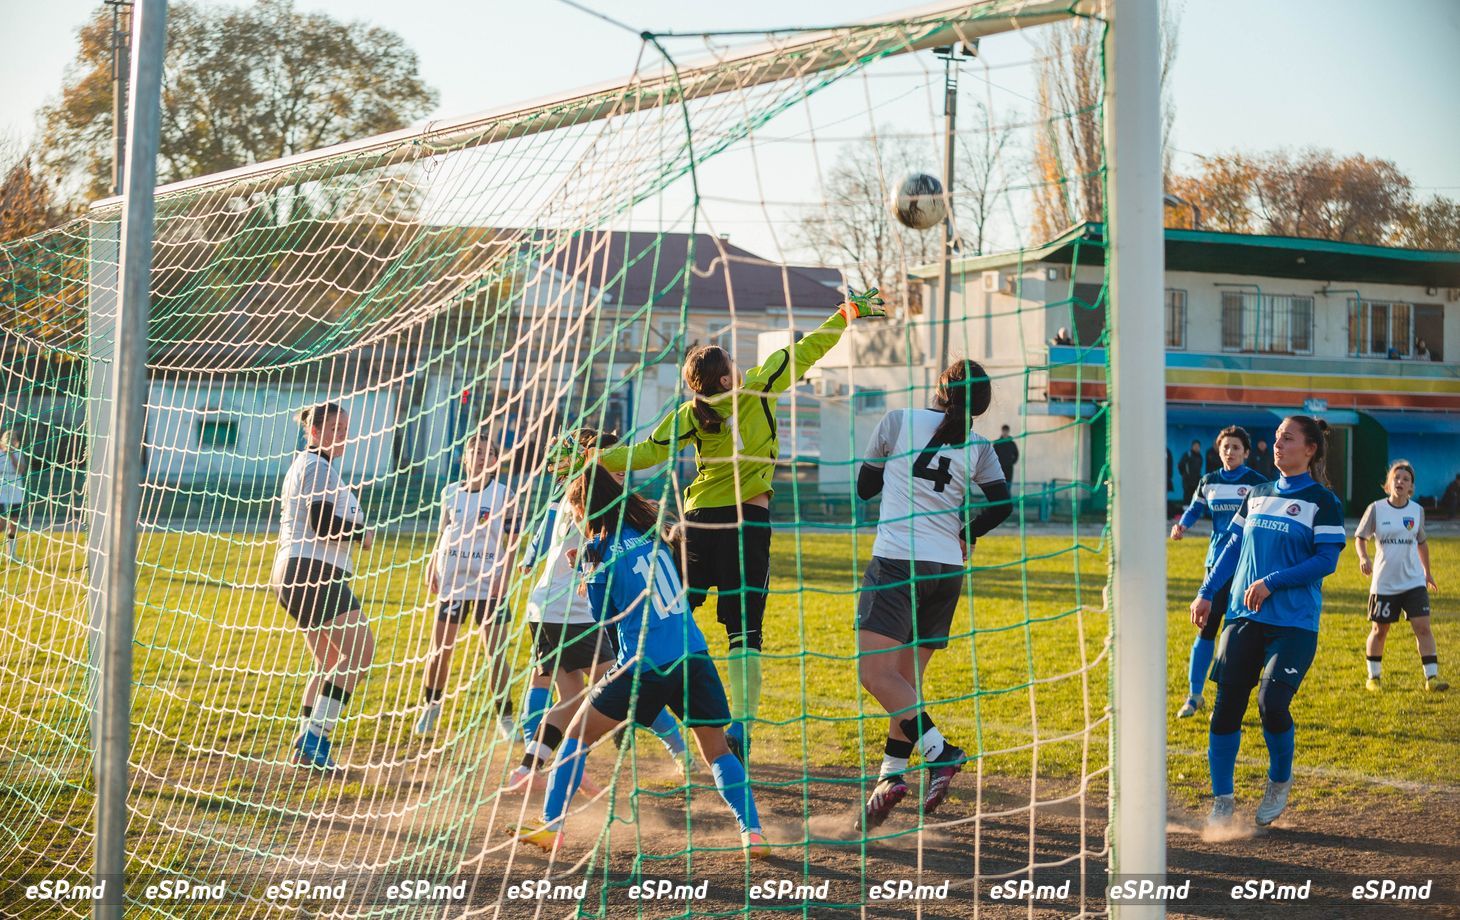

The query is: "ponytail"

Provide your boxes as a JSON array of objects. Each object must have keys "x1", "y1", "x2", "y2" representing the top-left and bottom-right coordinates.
[
  {"x1": 682, "y1": 345, "x2": 732, "y2": 434},
  {"x1": 1284, "y1": 414, "x2": 1331, "y2": 487},
  {"x1": 298, "y1": 402, "x2": 344, "y2": 441},
  {"x1": 931, "y1": 359, "x2": 993, "y2": 446}
]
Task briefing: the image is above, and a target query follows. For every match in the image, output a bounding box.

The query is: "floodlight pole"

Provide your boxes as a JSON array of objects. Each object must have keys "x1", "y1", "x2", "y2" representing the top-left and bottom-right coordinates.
[
  {"x1": 938, "y1": 47, "x2": 958, "y2": 369},
  {"x1": 105, "y1": 0, "x2": 134, "y2": 198},
  {"x1": 94, "y1": 1, "x2": 166, "y2": 917},
  {"x1": 1105, "y1": 0, "x2": 1167, "y2": 917}
]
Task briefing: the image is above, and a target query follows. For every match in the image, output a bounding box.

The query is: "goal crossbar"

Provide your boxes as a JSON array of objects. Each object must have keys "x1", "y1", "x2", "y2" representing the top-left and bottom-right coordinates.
[{"x1": 89, "y1": 0, "x2": 1090, "y2": 210}]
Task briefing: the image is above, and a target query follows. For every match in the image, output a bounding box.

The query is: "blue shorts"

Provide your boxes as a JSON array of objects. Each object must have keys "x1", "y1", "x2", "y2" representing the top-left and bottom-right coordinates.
[
  {"x1": 1210, "y1": 617, "x2": 1318, "y2": 692},
  {"x1": 589, "y1": 655, "x2": 731, "y2": 729}
]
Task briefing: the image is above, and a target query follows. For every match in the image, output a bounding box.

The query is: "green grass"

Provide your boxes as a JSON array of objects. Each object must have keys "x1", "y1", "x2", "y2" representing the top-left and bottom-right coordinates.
[{"x1": 0, "y1": 528, "x2": 1454, "y2": 887}]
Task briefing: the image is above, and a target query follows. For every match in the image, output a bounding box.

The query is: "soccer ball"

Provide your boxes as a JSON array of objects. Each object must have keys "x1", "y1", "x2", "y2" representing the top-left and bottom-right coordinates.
[{"x1": 890, "y1": 172, "x2": 947, "y2": 230}]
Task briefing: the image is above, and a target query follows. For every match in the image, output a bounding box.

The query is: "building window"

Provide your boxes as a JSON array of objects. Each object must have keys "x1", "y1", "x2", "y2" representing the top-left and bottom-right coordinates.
[
  {"x1": 197, "y1": 417, "x2": 239, "y2": 450},
  {"x1": 1165, "y1": 289, "x2": 1187, "y2": 349},
  {"x1": 853, "y1": 390, "x2": 886, "y2": 413},
  {"x1": 1220, "y1": 292, "x2": 1314, "y2": 355},
  {"x1": 1348, "y1": 299, "x2": 1412, "y2": 357}
]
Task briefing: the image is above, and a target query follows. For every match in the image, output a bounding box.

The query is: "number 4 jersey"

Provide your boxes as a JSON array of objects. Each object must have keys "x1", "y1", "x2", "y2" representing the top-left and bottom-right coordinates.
[
  {"x1": 584, "y1": 525, "x2": 709, "y2": 671},
  {"x1": 863, "y1": 408, "x2": 1006, "y2": 566}
]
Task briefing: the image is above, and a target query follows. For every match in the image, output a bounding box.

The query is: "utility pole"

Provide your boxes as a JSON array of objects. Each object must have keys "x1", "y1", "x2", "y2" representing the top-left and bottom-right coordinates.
[
  {"x1": 934, "y1": 41, "x2": 976, "y2": 370},
  {"x1": 106, "y1": 0, "x2": 134, "y2": 198}
]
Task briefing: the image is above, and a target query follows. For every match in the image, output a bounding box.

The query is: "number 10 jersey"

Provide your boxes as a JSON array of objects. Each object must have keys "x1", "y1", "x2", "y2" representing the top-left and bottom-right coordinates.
[{"x1": 863, "y1": 407, "x2": 1006, "y2": 566}]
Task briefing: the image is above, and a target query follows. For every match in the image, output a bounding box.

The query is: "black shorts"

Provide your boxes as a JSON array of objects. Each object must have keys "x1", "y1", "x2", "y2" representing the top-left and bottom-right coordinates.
[
  {"x1": 437, "y1": 598, "x2": 509, "y2": 626},
  {"x1": 589, "y1": 655, "x2": 731, "y2": 729},
  {"x1": 0, "y1": 502, "x2": 22, "y2": 520},
  {"x1": 1210, "y1": 617, "x2": 1318, "y2": 692},
  {"x1": 275, "y1": 558, "x2": 360, "y2": 630},
  {"x1": 1368, "y1": 587, "x2": 1430, "y2": 623},
  {"x1": 855, "y1": 556, "x2": 965, "y2": 649},
  {"x1": 683, "y1": 504, "x2": 772, "y2": 647},
  {"x1": 532, "y1": 620, "x2": 614, "y2": 675}
]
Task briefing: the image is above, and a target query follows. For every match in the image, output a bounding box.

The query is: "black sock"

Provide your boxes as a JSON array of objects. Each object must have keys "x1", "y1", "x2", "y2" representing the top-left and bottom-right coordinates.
[
  {"x1": 1422, "y1": 654, "x2": 1438, "y2": 665},
  {"x1": 300, "y1": 705, "x2": 312, "y2": 719},
  {"x1": 521, "y1": 723, "x2": 566, "y2": 770},
  {"x1": 424, "y1": 686, "x2": 443, "y2": 704},
  {"x1": 884, "y1": 737, "x2": 915, "y2": 759},
  {"x1": 898, "y1": 711, "x2": 936, "y2": 746}
]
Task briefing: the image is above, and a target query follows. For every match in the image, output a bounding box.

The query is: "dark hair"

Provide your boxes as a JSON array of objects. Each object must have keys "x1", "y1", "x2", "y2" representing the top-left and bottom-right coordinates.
[
  {"x1": 565, "y1": 464, "x2": 676, "y2": 566},
  {"x1": 1215, "y1": 425, "x2": 1251, "y2": 453},
  {"x1": 298, "y1": 402, "x2": 344, "y2": 435},
  {"x1": 1283, "y1": 415, "x2": 1330, "y2": 486},
  {"x1": 931, "y1": 359, "x2": 993, "y2": 445},
  {"x1": 572, "y1": 427, "x2": 620, "y2": 452},
  {"x1": 682, "y1": 345, "x2": 732, "y2": 434},
  {"x1": 1384, "y1": 459, "x2": 1416, "y2": 489}
]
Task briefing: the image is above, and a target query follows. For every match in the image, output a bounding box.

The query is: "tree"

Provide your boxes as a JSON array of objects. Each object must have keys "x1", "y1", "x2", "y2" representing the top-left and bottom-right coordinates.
[
  {"x1": 1162, "y1": 148, "x2": 1458, "y2": 249},
  {"x1": 1392, "y1": 196, "x2": 1460, "y2": 252},
  {"x1": 39, "y1": 0, "x2": 438, "y2": 204},
  {"x1": 0, "y1": 135, "x2": 63, "y2": 244},
  {"x1": 955, "y1": 100, "x2": 1017, "y2": 256},
  {"x1": 795, "y1": 133, "x2": 944, "y2": 316}
]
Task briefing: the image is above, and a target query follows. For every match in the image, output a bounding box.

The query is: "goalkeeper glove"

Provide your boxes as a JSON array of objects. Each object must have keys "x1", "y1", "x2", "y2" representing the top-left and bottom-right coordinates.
[{"x1": 838, "y1": 287, "x2": 886, "y2": 322}]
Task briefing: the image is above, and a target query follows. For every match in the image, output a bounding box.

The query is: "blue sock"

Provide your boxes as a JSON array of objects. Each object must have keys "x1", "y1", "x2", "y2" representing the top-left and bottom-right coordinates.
[
  {"x1": 1208, "y1": 729, "x2": 1241, "y2": 797},
  {"x1": 649, "y1": 708, "x2": 686, "y2": 756},
  {"x1": 726, "y1": 721, "x2": 746, "y2": 746},
  {"x1": 1263, "y1": 726, "x2": 1295, "y2": 783},
  {"x1": 542, "y1": 738, "x2": 585, "y2": 828},
  {"x1": 1189, "y1": 636, "x2": 1215, "y2": 700},
  {"x1": 710, "y1": 753, "x2": 761, "y2": 834},
  {"x1": 521, "y1": 686, "x2": 552, "y2": 743}
]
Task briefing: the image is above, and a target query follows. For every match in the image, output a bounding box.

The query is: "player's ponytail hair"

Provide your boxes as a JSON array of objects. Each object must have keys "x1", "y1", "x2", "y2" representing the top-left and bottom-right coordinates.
[
  {"x1": 1383, "y1": 459, "x2": 1416, "y2": 491},
  {"x1": 1216, "y1": 425, "x2": 1251, "y2": 453},
  {"x1": 297, "y1": 402, "x2": 344, "y2": 442},
  {"x1": 1285, "y1": 414, "x2": 1331, "y2": 487},
  {"x1": 566, "y1": 464, "x2": 679, "y2": 566},
  {"x1": 683, "y1": 345, "x2": 732, "y2": 434},
  {"x1": 931, "y1": 359, "x2": 993, "y2": 446}
]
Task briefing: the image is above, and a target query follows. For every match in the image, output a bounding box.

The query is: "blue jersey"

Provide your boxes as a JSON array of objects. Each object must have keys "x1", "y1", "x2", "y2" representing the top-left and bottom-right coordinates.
[
  {"x1": 1223, "y1": 474, "x2": 1345, "y2": 632},
  {"x1": 1179, "y1": 465, "x2": 1269, "y2": 567},
  {"x1": 584, "y1": 525, "x2": 708, "y2": 671}
]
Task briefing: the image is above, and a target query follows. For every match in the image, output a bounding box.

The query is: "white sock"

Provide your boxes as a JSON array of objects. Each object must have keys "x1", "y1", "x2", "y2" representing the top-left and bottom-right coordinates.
[
  {"x1": 915, "y1": 728, "x2": 946, "y2": 762},
  {"x1": 1423, "y1": 661, "x2": 1439, "y2": 679},
  {"x1": 308, "y1": 694, "x2": 345, "y2": 735},
  {"x1": 879, "y1": 755, "x2": 909, "y2": 780},
  {"x1": 1367, "y1": 658, "x2": 1382, "y2": 679}
]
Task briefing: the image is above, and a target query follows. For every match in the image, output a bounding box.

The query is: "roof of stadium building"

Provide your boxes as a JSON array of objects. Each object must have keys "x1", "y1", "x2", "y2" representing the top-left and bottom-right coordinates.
[{"x1": 909, "y1": 222, "x2": 1460, "y2": 288}]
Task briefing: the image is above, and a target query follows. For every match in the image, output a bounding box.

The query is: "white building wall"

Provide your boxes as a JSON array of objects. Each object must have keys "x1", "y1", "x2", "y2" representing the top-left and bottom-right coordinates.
[{"x1": 145, "y1": 381, "x2": 397, "y2": 486}]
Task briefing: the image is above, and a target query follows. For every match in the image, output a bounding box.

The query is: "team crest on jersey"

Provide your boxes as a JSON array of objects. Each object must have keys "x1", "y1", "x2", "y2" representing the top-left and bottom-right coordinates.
[
  {"x1": 1285, "y1": 503, "x2": 1301, "y2": 516},
  {"x1": 1237, "y1": 487, "x2": 1249, "y2": 496},
  {"x1": 478, "y1": 509, "x2": 493, "y2": 524},
  {"x1": 1402, "y1": 517, "x2": 1415, "y2": 531}
]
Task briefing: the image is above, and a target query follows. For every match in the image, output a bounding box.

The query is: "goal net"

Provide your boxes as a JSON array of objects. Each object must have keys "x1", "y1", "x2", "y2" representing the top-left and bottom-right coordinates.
[{"x1": 0, "y1": 1, "x2": 1155, "y2": 915}]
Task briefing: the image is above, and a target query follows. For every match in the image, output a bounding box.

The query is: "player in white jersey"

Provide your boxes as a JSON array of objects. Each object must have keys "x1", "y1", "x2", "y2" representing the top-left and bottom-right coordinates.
[
  {"x1": 415, "y1": 431, "x2": 517, "y2": 738},
  {"x1": 853, "y1": 359, "x2": 1012, "y2": 831},
  {"x1": 272, "y1": 403, "x2": 376, "y2": 770},
  {"x1": 1356, "y1": 461, "x2": 1446, "y2": 692},
  {"x1": 0, "y1": 430, "x2": 27, "y2": 562},
  {"x1": 508, "y1": 429, "x2": 686, "y2": 792}
]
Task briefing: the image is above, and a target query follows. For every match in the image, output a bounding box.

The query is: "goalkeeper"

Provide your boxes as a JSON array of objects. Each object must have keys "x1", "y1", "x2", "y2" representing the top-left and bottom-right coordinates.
[{"x1": 590, "y1": 291, "x2": 885, "y2": 765}]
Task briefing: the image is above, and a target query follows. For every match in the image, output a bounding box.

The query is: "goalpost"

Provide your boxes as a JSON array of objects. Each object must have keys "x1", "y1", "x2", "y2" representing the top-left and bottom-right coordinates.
[{"x1": 2, "y1": 0, "x2": 1164, "y2": 915}]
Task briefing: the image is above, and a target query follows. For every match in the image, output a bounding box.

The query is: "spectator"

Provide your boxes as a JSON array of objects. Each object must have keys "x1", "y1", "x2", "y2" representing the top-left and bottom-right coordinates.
[
  {"x1": 994, "y1": 424, "x2": 1019, "y2": 483},
  {"x1": 1050, "y1": 327, "x2": 1074, "y2": 347},
  {"x1": 1178, "y1": 440, "x2": 1203, "y2": 505},
  {"x1": 1205, "y1": 440, "x2": 1221, "y2": 474},
  {"x1": 1415, "y1": 338, "x2": 1432, "y2": 361},
  {"x1": 1167, "y1": 447, "x2": 1177, "y2": 517},
  {"x1": 1440, "y1": 473, "x2": 1460, "y2": 520},
  {"x1": 1250, "y1": 438, "x2": 1275, "y2": 478},
  {"x1": 1387, "y1": 346, "x2": 1401, "y2": 360}
]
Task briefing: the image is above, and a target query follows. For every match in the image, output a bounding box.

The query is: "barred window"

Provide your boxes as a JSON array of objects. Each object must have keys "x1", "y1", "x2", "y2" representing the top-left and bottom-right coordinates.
[
  {"x1": 1220, "y1": 292, "x2": 1314, "y2": 355},
  {"x1": 1348, "y1": 299, "x2": 1412, "y2": 357},
  {"x1": 1165, "y1": 289, "x2": 1187, "y2": 349}
]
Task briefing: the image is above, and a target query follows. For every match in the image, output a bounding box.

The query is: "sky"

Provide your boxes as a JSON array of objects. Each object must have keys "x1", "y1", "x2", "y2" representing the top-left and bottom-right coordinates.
[{"x1": 1, "y1": 0, "x2": 1457, "y2": 241}]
